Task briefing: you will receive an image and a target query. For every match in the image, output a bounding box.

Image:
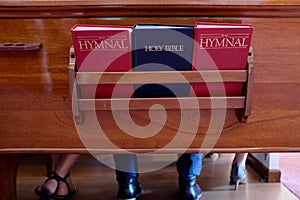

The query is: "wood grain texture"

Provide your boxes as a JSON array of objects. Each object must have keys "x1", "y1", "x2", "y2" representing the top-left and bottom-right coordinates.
[
  {"x1": 247, "y1": 154, "x2": 281, "y2": 183},
  {"x1": 0, "y1": 4, "x2": 299, "y2": 200},
  {"x1": 1, "y1": 0, "x2": 300, "y2": 6},
  {"x1": 0, "y1": 4, "x2": 299, "y2": 154},
  {"x1": 0, "y1": 1, "x2": 300, "y2": 18},
  {"x1": 0, "y1": 155, "x2": 19, "y2": 200},
  {"x1": 75, "y1": 71, "x2": 248, "y2": 84}
]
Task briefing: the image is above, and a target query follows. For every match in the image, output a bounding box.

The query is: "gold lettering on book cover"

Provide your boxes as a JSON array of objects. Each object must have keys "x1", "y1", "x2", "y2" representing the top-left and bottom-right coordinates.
[
  {"x1": 78, "y1": 36, "x2": 128, "y2": 51},
  {"x1": 199, "y1": 33, "x2": 249, "y2": 49}
]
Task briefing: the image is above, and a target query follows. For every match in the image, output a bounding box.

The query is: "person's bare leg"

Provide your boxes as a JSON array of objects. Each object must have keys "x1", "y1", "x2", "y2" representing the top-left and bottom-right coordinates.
[
  {"x1": 230, "y1": 153, "x2": 248, "y2": 189},
  {"x1": 51, "y1": 154, "x2": 61, "y2": 170},
  {"x1": 42, "y1": 154, "x2": 80, "y2": 195},
  {"x1": 55, "y1": 154, "x2": 80, "y2": 177},
  {"x1": 232, "y1": 153, "x2": 248, "y2": 166},
  {"x1": 54, "y1": 154, "x2": 80, "y2": 195},
  {"x1": 35, "y1": 154, "x2": 63, "y2": 193}
]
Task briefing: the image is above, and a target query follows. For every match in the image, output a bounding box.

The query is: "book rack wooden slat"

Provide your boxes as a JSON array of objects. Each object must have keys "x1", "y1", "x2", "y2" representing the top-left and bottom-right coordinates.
[
  {"x1": 75, "y1": 70, "x2": 248, "y2": 84},
  {"x1": 69, "y1": 47, "x2": 254, "y2": 124},
  {"x1": 78, "y1": 97, "x2": 246, "y2": 111}
]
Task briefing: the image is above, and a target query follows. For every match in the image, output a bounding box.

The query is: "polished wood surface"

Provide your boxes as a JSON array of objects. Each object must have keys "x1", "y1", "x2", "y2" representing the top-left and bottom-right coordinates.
[
  {"x1": 0, "y1": 1, "x2": 300, "y2": 199},
  {"x1": 75, "y1": 71, "x2": 248, "y2": 84},
  {"x1": 2, "y1": 0, "x2": 300, "y2": 6},
  {"x1": 0, "y1": 16, "x2": 299, "y2": 153},
  {"x1": 0, "y1": 0, "x2": 300, "y2": 18},
  {"x1": 0, "y1": 155, "x2": 19, "y2": 200}
]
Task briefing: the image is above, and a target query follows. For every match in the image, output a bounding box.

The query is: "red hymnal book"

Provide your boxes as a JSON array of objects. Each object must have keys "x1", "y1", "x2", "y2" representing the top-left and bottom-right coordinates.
[
  {"x1": 191, "y1": 22, "x2": 253, "y2": 96},
  {"x1": 71, "y1": 24, "x2": 133, "y2": 98}
]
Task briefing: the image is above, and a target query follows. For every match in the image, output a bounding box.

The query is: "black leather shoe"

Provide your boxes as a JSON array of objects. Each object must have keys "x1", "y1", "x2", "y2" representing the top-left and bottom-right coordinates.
[
  {"x1": 117, "y1": 177, "x2": 143, "y2": 200},
  {"x1": 178, "y1": 176, "x2": 202, "y2": 200}
]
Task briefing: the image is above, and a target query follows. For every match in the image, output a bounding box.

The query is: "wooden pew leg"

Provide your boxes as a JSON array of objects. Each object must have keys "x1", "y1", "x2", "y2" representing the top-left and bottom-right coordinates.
[
  {"x1": 0, "y1": 154, "x2": 20, "y2": 200},
  {"x1": 45, "y1": 154, "x2": 53, "y2": 177}
]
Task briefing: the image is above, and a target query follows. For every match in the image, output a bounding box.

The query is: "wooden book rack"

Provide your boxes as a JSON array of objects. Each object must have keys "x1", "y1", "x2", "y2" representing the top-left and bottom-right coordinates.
[{"x1": 68, "y1": 47, "x2": 254, "y2": 125}]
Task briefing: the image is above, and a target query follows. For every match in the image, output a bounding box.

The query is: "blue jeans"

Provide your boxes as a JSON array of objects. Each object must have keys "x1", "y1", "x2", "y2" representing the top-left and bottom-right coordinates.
[
  {"x1": 114, "y1": 154, "x2": 138, "y2": 181},
  {"x1": 113, "y1": 153, "x2": 202, "y2": 180},
  {"x1": 176, "y1": 153, "x2": 202, "y2": 178}
]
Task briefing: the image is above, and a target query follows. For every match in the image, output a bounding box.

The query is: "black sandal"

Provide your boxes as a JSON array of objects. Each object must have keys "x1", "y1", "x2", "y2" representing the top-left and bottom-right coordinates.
[
  {"x1": 34, "y1": 171, "x2": 76, "y2": 200},
  {"x1": 54, "y1": 173, "x2": 77, "y2": 200}
]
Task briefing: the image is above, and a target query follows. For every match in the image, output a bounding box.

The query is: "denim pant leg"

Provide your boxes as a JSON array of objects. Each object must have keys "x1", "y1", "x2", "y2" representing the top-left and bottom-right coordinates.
[
  {"x1": 176, "y1": 153, "x2": 202, "y2": 178},
  {"x1": 113, "y1": 154, "x2": 138, "y2": 181}
]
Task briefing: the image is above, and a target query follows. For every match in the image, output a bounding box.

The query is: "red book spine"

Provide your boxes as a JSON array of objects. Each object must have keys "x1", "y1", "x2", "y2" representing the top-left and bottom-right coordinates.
[
  {"x1": 71, "y1": 24, "x2": 133, "y2": 98},
  {"x1": 191, "y1": 22, "x2": 253, "y2": 97}
]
